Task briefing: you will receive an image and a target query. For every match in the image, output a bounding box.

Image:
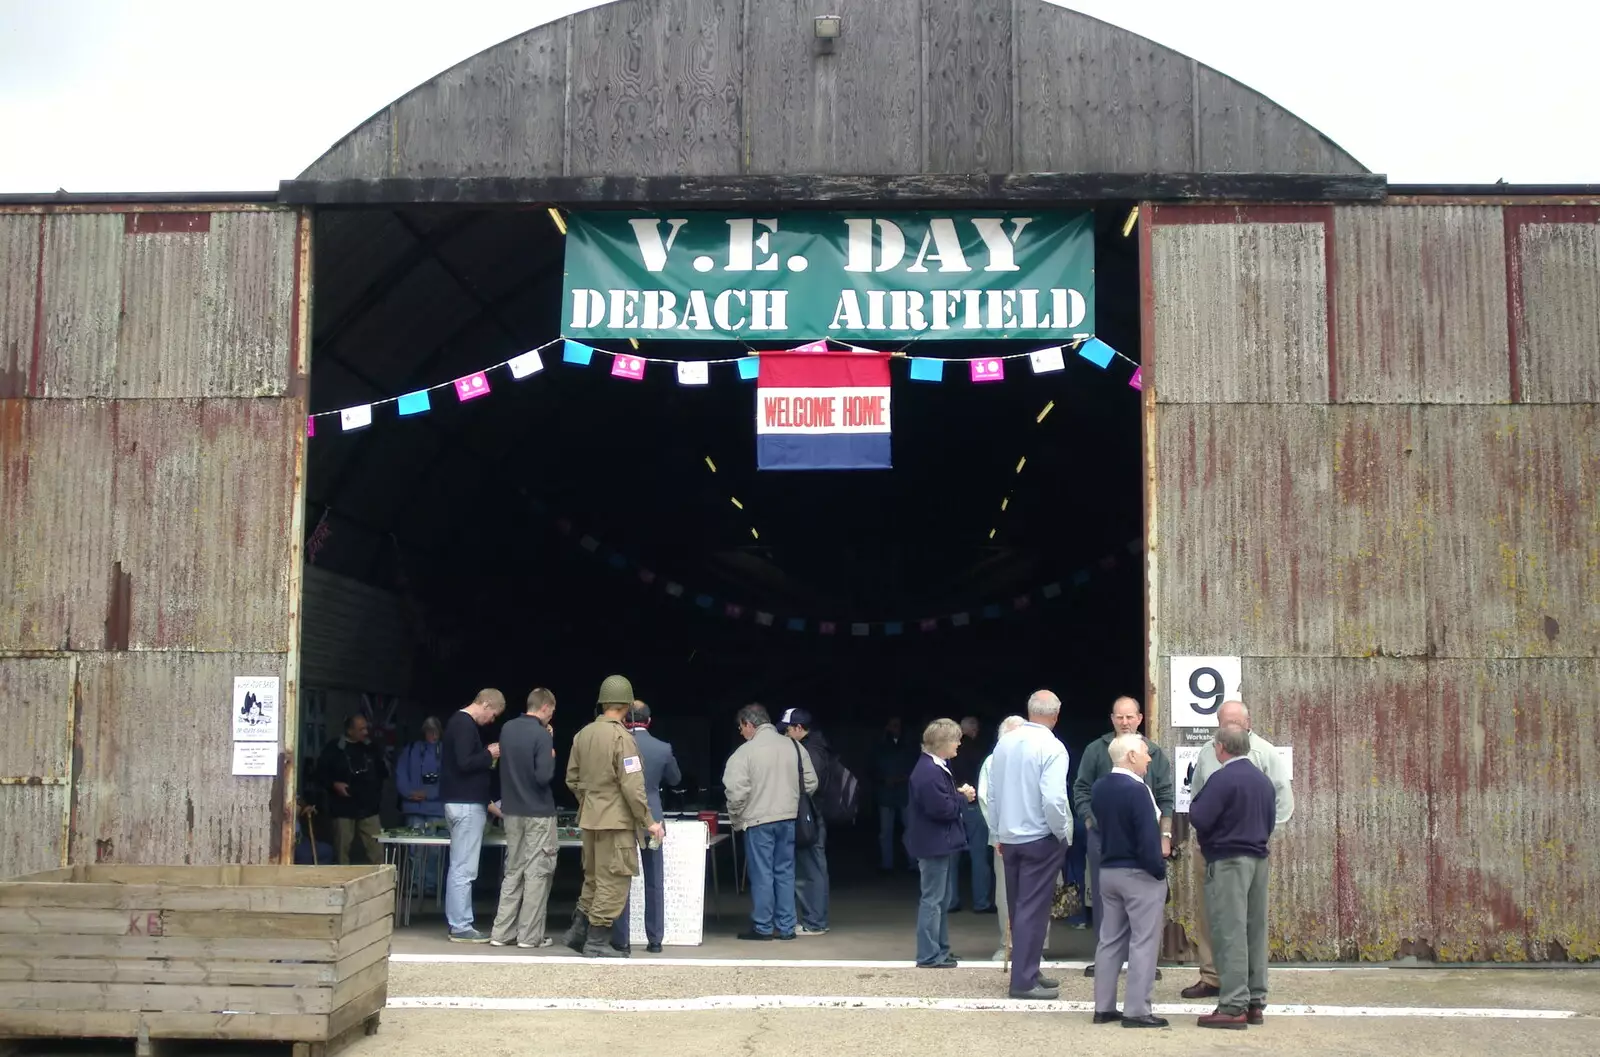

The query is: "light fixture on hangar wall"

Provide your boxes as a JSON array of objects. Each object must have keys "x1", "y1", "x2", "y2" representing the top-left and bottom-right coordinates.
[{"x1": 814, "y1": 14, "x2": 841, "y2": 52}]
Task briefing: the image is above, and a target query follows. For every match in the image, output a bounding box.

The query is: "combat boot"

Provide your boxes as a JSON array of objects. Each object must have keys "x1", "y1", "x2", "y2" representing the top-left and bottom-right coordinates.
[
  {"x1": 582, "y1": 922, "x2": 628, "y2": 958},
  {"x1": 563, "y1": 910, "x2": 590, "y2": 953}
]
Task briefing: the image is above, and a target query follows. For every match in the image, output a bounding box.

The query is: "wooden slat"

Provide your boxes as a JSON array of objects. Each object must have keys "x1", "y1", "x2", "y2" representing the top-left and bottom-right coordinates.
[
  {"x1": 335, "y1": 919, "x2": 392, "y2": 960},
  {"x1": 0, "y1": 980, "x2": 334, "y2": 1015},
  {"x1": 37, "y1": 864, "x2": 381, "y2": 888},
  {"x1": 0, "y1": 909, "x2": 143, "y2": 936},
  {"x1": 162, "y1": 910, "x2": 338, "y2": 940},
  {"x1": 338, "y1": 895, "x2": 392, "y2": 937},
  {"x1": 0, "y1": 1008, "x2": 336, "y2": 1043},
  {"x1": 328, "y1": 961, "x2": 388, "y2": 1012},
  {"x1": 336, "y1": 867, "x2": 395, "y2": 909},
  {"x1": 333, "y1": 936, "x2": 391, "y2": 984},
  {"x1": 326, "y1": 982, "x2": 386, "y2": 1039},
  {"x1": 0, "y1": 955, "x2": 337, "y2": 987},
  {"x1": 0, "y1": 884, "x2": 343, "y2": 914},
  {"x1": 0, "y1": 932, "x2": 339, "y2": 962}
]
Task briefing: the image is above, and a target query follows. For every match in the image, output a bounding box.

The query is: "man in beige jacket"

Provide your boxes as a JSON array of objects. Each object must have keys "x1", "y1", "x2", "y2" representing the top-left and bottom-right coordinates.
[{"x1": 723, "y1": 703, "x2": 817, "y2": 941}]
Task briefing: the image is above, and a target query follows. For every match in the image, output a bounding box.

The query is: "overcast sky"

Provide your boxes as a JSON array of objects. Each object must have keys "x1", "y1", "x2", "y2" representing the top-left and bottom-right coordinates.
[{"x1": 1, "y1": 0, "x2": 1595, "y2": 192}]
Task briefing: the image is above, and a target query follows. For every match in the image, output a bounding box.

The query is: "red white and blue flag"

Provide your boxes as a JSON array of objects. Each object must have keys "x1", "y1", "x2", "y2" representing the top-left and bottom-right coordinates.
[{"x1": 756, "y1": 351, "x2": 893, "y2": 470}]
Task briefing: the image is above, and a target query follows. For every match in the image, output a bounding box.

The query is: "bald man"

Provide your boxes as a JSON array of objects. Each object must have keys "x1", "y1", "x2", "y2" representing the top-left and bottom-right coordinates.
[{"x1": 1181, "y1": 700, "x2": 1294, "y2": 1000}]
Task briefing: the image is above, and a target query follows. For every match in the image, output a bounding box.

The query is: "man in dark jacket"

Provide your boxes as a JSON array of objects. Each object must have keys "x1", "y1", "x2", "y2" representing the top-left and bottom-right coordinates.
[
  {"x1": 1189, "y1": 724, "x2": 1278, "y2": 1029},
  {"x1": 872, "y1": 717, "x2": 916, "y2": 871},
  {"x1": 1089, "y1": 734, "x2": 1169, "y2": 1028},
  {"x1": 615, "y1": 700, "x2": 682, "y2": 953},
  {"x1": 318, "y1": 715, "x2": 388, "y2": 866},
  {"x1": 440, "y1": 689, "x2": 504, "y2": 943},
  {"x1": 1071, "y1": 695, "x2": 1175, "y2": 978},
  {"x1": 779, "y1": 707, "x2": 833, "y2": 935},
  {"x1": 489, "y1": 688, "x2": 559, "y2": 949},
  {"x1": 904, "y1": 718, "x2": 971, "y2": 968}
]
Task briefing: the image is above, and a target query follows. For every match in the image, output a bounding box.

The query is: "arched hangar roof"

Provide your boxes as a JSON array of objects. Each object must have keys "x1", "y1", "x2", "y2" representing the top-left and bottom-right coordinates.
[{"x1": 301, "y1": 0, "x2": 1366, "y2": 183}]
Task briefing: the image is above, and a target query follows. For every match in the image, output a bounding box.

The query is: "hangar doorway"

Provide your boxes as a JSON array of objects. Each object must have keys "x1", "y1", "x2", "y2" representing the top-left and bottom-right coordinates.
[{"x1": 297, "y1": 202, "x2": 1145, "y2": 957}]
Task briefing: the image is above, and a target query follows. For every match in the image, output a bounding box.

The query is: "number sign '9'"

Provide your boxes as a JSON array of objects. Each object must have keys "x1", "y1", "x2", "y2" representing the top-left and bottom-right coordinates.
[{"x1": 1169, "y1": 656, "x2": 1243, "y2": 728}]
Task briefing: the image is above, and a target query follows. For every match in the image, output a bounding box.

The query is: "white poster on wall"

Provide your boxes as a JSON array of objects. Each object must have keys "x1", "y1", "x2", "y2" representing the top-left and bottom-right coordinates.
[
  {"x1": 1278, "y1": 745, "x2": 1293, "y2": 779},
  {"x1": 232, "y1": 741, "x2": 279, "y2": 776},
  {"x1": 1169, "y1": 656, "x2": 1242, "y2": 728},
  {"x1": 1175, "y1": 746, "x2": 1202, "y2": 813},
  {"x1": 625, "y1": 820, "x2": 708, "y2": 947},
  {"x1": 233, "y1": 676, "x2": 281, "y2": 742}
]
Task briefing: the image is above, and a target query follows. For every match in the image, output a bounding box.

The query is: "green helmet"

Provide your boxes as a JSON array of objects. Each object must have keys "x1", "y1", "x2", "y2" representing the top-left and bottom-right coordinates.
[{"x1": 597, "y1": 674, "x2": 635, "y2": 706}]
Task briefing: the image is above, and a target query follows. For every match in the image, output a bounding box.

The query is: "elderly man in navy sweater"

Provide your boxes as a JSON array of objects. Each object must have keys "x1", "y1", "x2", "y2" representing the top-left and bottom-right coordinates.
[
  {"x1": 1188, "y1": 724, "x2": 1278, "y2": 1029},
  {"x1": 1088, "y1": 733, "x2": 1169, "y2": 1028}
]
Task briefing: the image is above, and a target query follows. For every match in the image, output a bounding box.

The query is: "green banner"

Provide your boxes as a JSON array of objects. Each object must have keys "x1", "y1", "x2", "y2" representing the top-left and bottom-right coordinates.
[{"x1": 561, "y1": 210, "x2": 1095, "y2": 342}]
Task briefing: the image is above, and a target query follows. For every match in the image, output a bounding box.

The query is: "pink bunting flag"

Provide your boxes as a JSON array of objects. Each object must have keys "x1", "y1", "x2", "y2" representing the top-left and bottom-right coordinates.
[
  {"x1": 638, "y1": 569, "x2": 657, "y2": 585},
  {"x1": 1128, "y1": 366, "x2": 1143, "y2": 391},
  {"x1": 455, "y1": 372, "x2": 491, "y2": 401},
  {"x1": 724, "y1": 603, "x2": 744, "y2": 619},
  {"x1": 1013, "y1": 595, "x2": 1032, "y2": 611},
  {"x1": 819, "y1": 621, "x2": 837, "y2": 636},
  {"x1": 919, "y1": 618, "x2": 938, "y2": 633},
  {"x1": 790, "y1": 340, "x2": 829, "y2": 353},
  {"x1": 306, "y1": 417, "x2": 316, "y2": 437},
  {"x1": 970, "y1": 358, "x2": 1005, "y2": 383},
  {"x1": 611, "y1": 354, "x2": 646, "y2": 381}
]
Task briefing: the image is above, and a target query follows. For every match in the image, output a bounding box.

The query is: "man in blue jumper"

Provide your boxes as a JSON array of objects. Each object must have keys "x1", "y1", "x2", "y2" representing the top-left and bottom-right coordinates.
[
  {"x1": 1188, "y1": 724, "x2": 1278, "y2": 1029},
  {"x1": 1089, "y1": 733, "x2": 1169, "y2": 1028}
]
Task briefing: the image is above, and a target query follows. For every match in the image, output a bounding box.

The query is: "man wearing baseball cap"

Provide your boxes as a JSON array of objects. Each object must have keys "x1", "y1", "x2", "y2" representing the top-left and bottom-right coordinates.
[{"x1": 779, "y1": 707, "x2": 833, "y2": 936}]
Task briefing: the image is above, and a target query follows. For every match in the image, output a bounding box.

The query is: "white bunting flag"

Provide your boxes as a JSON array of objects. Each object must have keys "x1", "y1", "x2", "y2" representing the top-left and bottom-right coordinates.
[
  {"x1": 508, "y1": 349, "x2": 545, "y2": 378},
  {"x1": 340, "y1": 404, "x2": 373, "y2": 431},
  {"x1": 755, "y1": 611, "x2": 775, "y2": 627},
  {"x1": 1030, "y1": 346, "x2": 1066, "y2": 374},
  {"x1": 677, "y1": 360, "x2": 710, "y2": 386}
]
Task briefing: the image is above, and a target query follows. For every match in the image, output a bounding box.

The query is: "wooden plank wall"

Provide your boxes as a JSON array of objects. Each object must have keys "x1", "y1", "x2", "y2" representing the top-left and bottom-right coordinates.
[
  {"x1": 299, "y1": 0, "x2": 1366, "y2": 181},
  {"x1": 1150, "y1": 200, "x2": 1600, "y2": 962}
]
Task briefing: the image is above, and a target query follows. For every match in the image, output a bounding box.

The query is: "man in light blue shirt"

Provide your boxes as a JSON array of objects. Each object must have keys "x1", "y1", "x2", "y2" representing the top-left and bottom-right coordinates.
[{"x1": 982, "y1": 690, "x2": 1071, "y2": 1001}]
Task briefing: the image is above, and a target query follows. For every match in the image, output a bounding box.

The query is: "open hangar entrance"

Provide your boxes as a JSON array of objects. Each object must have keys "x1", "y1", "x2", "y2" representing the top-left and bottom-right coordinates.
[{"x1": 297, "y1": 198, "x2": 1146, "y2": 943}]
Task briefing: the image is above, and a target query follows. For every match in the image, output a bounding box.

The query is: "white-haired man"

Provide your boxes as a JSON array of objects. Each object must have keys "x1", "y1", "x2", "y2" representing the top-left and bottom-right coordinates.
[
  {"x1": 1181, "y1": 700, "x2": 1294, "y2": 1001},
  {"x1": 977, "y1": 715, "x2": 1042, "y2": 960},
  {"x1": 982, "y1": 690, "x2": 1072, "y2": 1001},
  {"x1": 1089, "y1": 734, "x2": 1169, "y2": 1028}
]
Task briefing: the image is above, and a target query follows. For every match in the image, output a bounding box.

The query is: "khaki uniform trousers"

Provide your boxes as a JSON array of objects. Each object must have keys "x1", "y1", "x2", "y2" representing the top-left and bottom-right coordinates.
[
  {"x1": 578, "y1": 828, "x2": 639, "y2": 928},
  {"x1": 1191, "y1": 843, "x2": 1219, "y2": 985},
  {"x1": 334, "y1": 815, "x2": 382, "y2": 866}
]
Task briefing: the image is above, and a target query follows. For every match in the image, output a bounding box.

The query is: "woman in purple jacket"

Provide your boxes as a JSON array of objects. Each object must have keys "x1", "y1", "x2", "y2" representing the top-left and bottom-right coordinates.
[{"x1": 905, "y1": 718, "x2": 974, "y2": 968}]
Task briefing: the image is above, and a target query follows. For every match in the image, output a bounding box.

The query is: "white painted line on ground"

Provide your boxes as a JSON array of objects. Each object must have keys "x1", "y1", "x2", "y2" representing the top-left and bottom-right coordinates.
[
  {"x1": 390, "y1": 953, "x2": 1375, "y2": 972},
  {"x1": 386, "y1": 995, "x2": 1581, "y2": 1019}
]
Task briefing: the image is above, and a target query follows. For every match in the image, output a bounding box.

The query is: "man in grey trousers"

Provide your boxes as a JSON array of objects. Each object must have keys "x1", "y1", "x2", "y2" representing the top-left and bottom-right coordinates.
[
  {"x1": 1188, "y1": 724, "x2": 1278, "y2": 1029},
  {"x1": 1087, "y1": 734, "x2": 1169, "y2": 1028},
  {"x1": 489, "y1": 689, "x2": 560, "y2": 948}
]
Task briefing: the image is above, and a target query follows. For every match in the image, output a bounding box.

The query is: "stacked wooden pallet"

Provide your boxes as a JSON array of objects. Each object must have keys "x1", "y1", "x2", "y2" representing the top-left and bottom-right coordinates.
[{"x1": 0, "y1": 864, "x2": 393, "y2": 1057}]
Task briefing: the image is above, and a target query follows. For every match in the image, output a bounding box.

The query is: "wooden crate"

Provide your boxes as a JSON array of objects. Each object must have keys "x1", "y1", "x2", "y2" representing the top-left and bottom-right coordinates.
[{"x1": 0, "y1": 865, "x2": 394, "y2": 1057}]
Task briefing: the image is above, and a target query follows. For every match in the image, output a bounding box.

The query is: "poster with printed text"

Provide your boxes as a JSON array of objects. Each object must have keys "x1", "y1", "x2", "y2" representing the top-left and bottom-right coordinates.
[
  {"x1": 1175, "y1": 746, "x2": 1202, "y2": 813},
  {"x1": 233, "y1": 676, "x2": 281, "y2": 742},
  {"x1": 232, "y1": 741, "x2": 279, "y2": 776}
]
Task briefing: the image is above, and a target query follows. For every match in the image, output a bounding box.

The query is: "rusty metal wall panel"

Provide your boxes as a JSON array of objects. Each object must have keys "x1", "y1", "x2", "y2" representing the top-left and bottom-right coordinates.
[
  {"x1": 1330, "y1": 406, "x2": 1428, "y2": 658},
  {"x1": 1156, "y1": 404, "x2": 1333, "y2": 657},
  {"x1": 72, "y1": 651, "x2": 281, "y2": 866},
  {"x1": 108, "y1": 399, "x2": 300, "y2": 652},
  {"x1": 0, "y1": 656, "x2": 74, "y2": 778},
  {"x1": 1426, "y1": 405, "x2": 1598, "y2": 658},
  {"x1": 1333, "y1": 205, "x2": 1511, "y2": 404},
  {"x1": 1152, "y1": 221, "x2": 1330, "y2": 403},
  {"x1": 0, "y1": 400, "x2": 117, "y2": 651},
  {"x1": 35, "y1": 212, "x2": 294, "y2": 399},
  {"x1": 0, "y1": 786, "x2": 69, "y2": 878},
  {"x1": 1331, "y1": 657, "x2": 1432, "y2": 960},
  {"x1": 1195, "y1": 66, "x2": 1366, "y2": 175},
  {"x1": 1518, "y1": 221, "x2": 1600, "y2": 404},
  {"x1": 1431, "y1": 659, "x2": 1600, "y2": 961},
  {"x1": 0, "y1": 214, "x2": 39, "y2": 399},
  {"x1": 390, "y1": 25, "x2": 568, "y2": 178}
]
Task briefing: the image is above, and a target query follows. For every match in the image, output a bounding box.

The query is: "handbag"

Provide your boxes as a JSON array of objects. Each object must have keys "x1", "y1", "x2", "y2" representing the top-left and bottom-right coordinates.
[
  {"x1": 1051, "y1": 880, "x2": 1084, "y2": 920},
  {"x1": 792, "y1": 741, "x2": 820, "y2": 850}
]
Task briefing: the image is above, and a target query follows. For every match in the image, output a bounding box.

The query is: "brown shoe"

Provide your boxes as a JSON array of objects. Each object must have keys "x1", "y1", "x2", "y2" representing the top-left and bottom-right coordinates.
[
  {"x1": 1181, "y1": 980, "x2": 1221, "y2": 999},
  {"x1": 1247, "y1": 1004, "x2": 1265, "y2": 1026},
  {"x1": 1198, "y1": 1009, "x2": 1249, "y2": 1030}
]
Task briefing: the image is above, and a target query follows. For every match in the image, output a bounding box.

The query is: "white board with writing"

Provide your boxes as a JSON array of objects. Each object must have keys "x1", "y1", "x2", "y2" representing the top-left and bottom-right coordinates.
[
  {"x1": 1174, "y1": 746, "x2": 1202, "y2": 813},
  {"x1": 625, "y1": 820, "x2": 707, "y2": 947},
  {"x1": 232, "y1": 741, "x2": 278, "y2": 776},
  {"x1": 1169, "y1": 656, "x2": 1242, "y2": 728},
  {"x1": 233, "y1": 676, "x2": 281, "y2": 742}
]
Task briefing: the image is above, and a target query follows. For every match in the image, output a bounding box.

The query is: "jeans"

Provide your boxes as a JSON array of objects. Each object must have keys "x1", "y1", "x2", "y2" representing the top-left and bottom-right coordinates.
[
  {"x1": 954, "y1": 803, "x2": 994, "y2": 910},
  {"x1": 916, "y1": 852, "x2": 958, "y2": 966},
  {"x1": 794, "y1": 817, "x2": 829, "y2": 930},
  {"x1": 444, "y1": 802, "x2": 487, "y2": 934},
  {"x1": 877, "y1": 805, "x2": 906, "y2": 869},
  {"x1": 744, "y1": 819, "x2": 797, "y2": 936}
]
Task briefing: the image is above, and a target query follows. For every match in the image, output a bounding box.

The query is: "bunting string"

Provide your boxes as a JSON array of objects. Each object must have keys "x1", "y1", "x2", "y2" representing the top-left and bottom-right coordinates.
[{"x1": 307, "y1": 337, "x2": 1143, "y2": 436}]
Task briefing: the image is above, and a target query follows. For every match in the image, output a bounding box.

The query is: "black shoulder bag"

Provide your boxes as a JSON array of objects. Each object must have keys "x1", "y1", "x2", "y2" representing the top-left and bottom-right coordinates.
[{"x1": 793, "y1": 741, "x2": 820, "y2": 849}]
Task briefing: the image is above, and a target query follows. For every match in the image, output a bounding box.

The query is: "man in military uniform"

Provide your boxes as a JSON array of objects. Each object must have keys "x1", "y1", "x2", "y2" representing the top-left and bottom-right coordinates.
[{"x1": 563, "y1": 675, "x2": 664, "y2": 958}]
